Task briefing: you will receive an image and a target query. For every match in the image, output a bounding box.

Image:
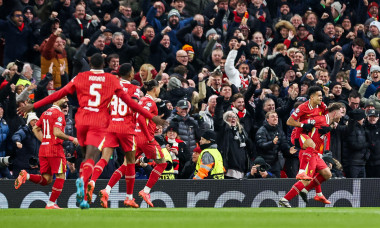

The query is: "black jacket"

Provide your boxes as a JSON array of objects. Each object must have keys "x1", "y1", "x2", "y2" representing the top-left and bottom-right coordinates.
[
  {"x1": 365, "y1": 121, "x2": 380, "y2": 166},
  {"x1": 255, "y1": 121, "x2": 290, "y2": 166},
  {"x1": 341, "y1": 120, "x2": 369, "y2": 166}
]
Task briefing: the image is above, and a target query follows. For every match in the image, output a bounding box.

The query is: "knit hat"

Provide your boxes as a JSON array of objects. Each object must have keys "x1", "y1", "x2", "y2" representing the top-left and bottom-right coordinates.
[
  {"x1": 253, "y1": 156, "x2": 268, "y2": 166},
  {"x1": 370, "y1": 65, "x2": 380, "y2": 73},
  {"x1": 201, "y1": 130, "x2": 216, "y2": 142},
  {"x1": 168, "y1": 77, "x2": 181, "y2": 90},
  {"x1": 166, "y1": 123, "x2": 179, "y2": 133},
  {"x1": 182, "y1": 44, "x2": 194, "y2": 53},
  {"x1": 193, "y1": 146, "x2": 202, "y2": 153},
  {"x1": 364, "y1": 100, "x2": 376, "y2": 108},
  {"x1": 329, "y1": 81, "x2": 342, "y2": 90},
  {"x1": 368, "y1": 1, "x2": 379, "y2": 10},
  {"x1": 26, "y1": 112, "x2": 39, "y2": 125},
  {"x1": 365, "y1": 49, "x2": 376, "y2": 57},
  {"x1": 168, "y1": 9, "x2": 180, "y2": 19},
  {"x1": 365, "y1": 18, "x2": 376, "y2": 26},
  {"x1": 331, "y1": 2, "x2": 342, "y2": 14},
  {"x1": 206, "y1": 28, "x2": 217, "y2": 38},
  {"x1": 348, "y1": 109, "x2": 366, "y2": 121},
  {"x1": 370, "y1": 21, "x2": 380, "y2": 32}
]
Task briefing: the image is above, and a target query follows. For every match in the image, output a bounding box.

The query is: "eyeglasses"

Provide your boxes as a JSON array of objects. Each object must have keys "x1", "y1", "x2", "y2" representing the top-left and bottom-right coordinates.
[{"x1": 227, "y1": 115, "x2": 237, "y2": 119}]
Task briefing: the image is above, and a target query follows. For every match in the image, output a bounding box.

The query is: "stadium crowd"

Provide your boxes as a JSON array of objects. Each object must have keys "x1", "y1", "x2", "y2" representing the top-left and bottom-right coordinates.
[{"x1": 1, "y1": 0, "x2": 380, "y2": 181}]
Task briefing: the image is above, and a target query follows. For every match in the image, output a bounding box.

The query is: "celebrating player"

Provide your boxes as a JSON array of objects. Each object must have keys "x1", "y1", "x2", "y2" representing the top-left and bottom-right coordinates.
[
  {"x1": 86, "y1": 63, "x2": 141, "y2": 207},
  {"x1": 14, "y1": 97, "x2": 79, "y2": 209},
  {"x1": 279, "y1": 102, "x2": 345, "y2": 208},
  {"x1": 100, "y1": 79, "x2": 167, "y2": 208},
  {"x1": 18, "y1": 54, "x2": 166, "y2": 209}
]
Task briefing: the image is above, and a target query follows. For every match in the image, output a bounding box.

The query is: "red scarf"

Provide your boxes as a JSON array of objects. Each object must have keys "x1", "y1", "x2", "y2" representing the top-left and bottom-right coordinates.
[
  {"x1": 18, "y1": 22, "x2": 24, "y2": 32},
  {"x1": 231, "y1": 105, "x2": 246, "y2": 118},
  {"x1": 141, "y1": 35, "x2": 151, "y2": 44},
  {"x1": 368, "y1": 12, "x2": 379, "y2": 21},
  {"x1": 233, "y1": 11, "x2": 249, "y2": 23},
  {"x1": 239, "y1": 74, "x2": 250, "y2": 88}
]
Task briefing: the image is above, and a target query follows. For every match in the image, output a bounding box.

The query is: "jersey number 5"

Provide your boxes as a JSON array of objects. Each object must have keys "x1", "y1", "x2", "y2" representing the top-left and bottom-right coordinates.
[{"x1": 88, "y1": 83, "x2": 102, "y2": 107}]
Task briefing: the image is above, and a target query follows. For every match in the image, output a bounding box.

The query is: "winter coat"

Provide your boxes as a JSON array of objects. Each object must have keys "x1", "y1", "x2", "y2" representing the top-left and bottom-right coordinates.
[
  {"x1": 149, "y1": 32, "x2": 176, "y2": 71},
  {"x1": 167, "y1": 114, "x2": 201, "y2": 152},
  {"x1": 255, "y1": 121, "x2": 290, "y2": 166},
  {"x1": 365, "y1": 121, "x2": 380, "y2": 166},
  {"x1": 341, "y1": 121, "x2": 369, "y2": 166},
  {"x1": 359, "y1": 83, "x2": 380, "y2": 111},
  {"x1": 11, "y1": 124, "x2": 40, "y2": 173},
  {"x1": 0, "y1": 118, "x2": 9, "y2": 156}
]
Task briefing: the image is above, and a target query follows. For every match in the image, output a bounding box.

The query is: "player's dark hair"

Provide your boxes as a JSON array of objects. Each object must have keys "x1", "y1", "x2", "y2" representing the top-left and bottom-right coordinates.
[
  {"x1": 144, "y1": 79, "x2": 159, "y2": 91},
  {"x1": 307, "y1": 86, "x2": 323, "y2": 98},
  {"x1": 90, "y1": 53, "x2": 104, "y2": 69},
  {"x1": 327, "y1": 102, "x2": 344, "y2": 112},
  {"x1": 118, "y1": 63, "x2": 132, "y2": 77}
]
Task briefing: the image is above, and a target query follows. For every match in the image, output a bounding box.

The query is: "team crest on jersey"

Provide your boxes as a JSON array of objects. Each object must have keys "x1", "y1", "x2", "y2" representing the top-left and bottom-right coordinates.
[{"x1": 57, "y1": 117, "x2": 63, "y2": 122}]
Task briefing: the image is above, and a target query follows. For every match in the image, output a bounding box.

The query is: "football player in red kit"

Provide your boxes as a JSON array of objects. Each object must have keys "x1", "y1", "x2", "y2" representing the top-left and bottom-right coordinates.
[
  {"x1": 279, "y1": 102, "x2": 345, "y2": 208},
  {"x1": 15, "y1": 97, "x2": 79, "y2": 209},
  {"x1": 99, "y1": 79, "x2": 167, "y2": 208},
  {"x1": 18, "y1": 54, "x2": 166, "y2": 209},
  {"x1": 88, "y1": 63, "x2": 141, "y2": 208}
]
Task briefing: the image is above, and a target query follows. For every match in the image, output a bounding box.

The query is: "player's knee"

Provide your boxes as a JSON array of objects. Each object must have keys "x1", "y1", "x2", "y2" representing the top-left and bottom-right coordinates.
[
  {"x1": 321, "y1": 168, "x2": 332, "y2": 180},
  {"x1": 301, "y1": 180, "x2": 310, "y2": 186}
]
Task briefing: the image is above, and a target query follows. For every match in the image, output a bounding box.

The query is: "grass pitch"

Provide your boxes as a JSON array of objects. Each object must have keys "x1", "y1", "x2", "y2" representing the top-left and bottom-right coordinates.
[{"x1": 1, "y1": 208, "x2": 379, "y2": 228}]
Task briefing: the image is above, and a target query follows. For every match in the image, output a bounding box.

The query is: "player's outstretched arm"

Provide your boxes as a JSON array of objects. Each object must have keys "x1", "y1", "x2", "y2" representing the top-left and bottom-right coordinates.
[
  {"x1": 287, "y1": 116, "x2": 302, "y2": 127},
  {"x1": 53, "y1": 127, "x2": 79, "y2": 146}
]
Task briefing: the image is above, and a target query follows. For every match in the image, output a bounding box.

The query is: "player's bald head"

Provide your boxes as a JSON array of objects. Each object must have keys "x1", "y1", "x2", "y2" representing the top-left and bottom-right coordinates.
[{"x1": 90, "y1": 53, "x2": 104, "y2": 69}]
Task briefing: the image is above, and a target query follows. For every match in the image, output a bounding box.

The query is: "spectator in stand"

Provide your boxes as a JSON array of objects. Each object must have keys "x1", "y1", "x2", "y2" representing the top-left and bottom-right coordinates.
[
  {"x1": 359, "y1": 80, "x2": 380, "y2": 111},
  {"x1": 365, "y1": 109, "x2": 380, "y2": 177},
  {"x1": 0, "y1": 104, "x2": 12, "y2": 179},
  {"x1": 199, "y1": 95, "x2": 217, "y2": 130},
  {"x1": 104, "y1": 54, "x2": 119, "y2": 74},
  {"x1": 214, "y1": 96, "x2": 254, "y2": 179},
  {"x1": 104, "y1": 31, "x2": 143, "y2": 65},
  {"x1": 11, "y1": 112, "x2": 40, "y2": 178},
  {"x1": 149, "y1": 26, "x2": 175, "y2": 71},
  {"x1": 245, "y1": 156, "x2": 276, "y2": 179},
  {"x1": 341, "y1": 109, "x2": 369, "y2": 178},
  {"x1": 168, "y1": 49, "x2": 197, "y2": 79},
  {"x1": 0, "y1": 7, "x2": 34, "y2": 66},
  {"x1": 255, "y1": 111, "x2": 296, "y2": 178},
  {"x1": 62, "y1": 4, "x2": 98, "y2": 48},
  {"x1": 164, "y1": 123, "x2": 190, "y2": 176},
  {"x1": 40, "y1": 28, "x2": 68, "y2": 89},
  {"x1": 88, "y1": 0, "x2": 119, "y2": 24},
  {"x1": 347, "y1": 90, "x2": 361, "y2": 113},
  {"x1": 167, "y1": 99, "x2": 207, "y2": 152},
  {"x1": 179, "y1": 146, "x2": 201, "y2": 179}
]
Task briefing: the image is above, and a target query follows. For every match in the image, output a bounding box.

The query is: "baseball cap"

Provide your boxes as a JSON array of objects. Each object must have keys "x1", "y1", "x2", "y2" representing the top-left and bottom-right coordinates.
[
  {"x1": 367, "y1": 109, "x2": 379, "y2": 117},
  {"x1": 176, "y1": 99, "x2": 189, "y2": 109}
]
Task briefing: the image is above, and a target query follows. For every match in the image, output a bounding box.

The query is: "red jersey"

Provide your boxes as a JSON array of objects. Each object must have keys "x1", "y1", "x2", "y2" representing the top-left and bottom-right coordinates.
[
  {"x1": 36, "y1": 105, "x2": 66, "y2": 158},
  {"x1": 136, "y1": 95, "x2": 158, "y2": 141},
  {"x1": 290, "y1": 100, "x2": 328, "y2": 145},
  {"x1": 33, "y1": 70, "x2": 154, "y2": 128},
  {"x1": 108, "y1": 79, "x2": 141, "y2": 134},
  {"x1": 302, "y1": 115, "x2": 330, "y2": 154}
]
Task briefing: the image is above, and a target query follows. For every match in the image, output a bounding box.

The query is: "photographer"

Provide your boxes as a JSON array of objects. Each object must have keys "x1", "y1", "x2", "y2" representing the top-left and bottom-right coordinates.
[{"x1": 246, "y1": 156, "x2": 276, "y2": 178}]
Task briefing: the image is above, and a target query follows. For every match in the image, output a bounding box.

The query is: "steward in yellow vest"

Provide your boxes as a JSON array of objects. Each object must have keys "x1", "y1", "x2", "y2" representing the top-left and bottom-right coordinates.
[
  {"x1": 160, "y1": 148, "x2": 175, "y2": 180},
  {"x1": 194, "y1": 130, "x2": 224, "y2": 179}
]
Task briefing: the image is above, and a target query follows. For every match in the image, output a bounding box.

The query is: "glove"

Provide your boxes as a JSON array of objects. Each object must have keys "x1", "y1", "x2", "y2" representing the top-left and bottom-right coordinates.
[
  {"x1": 216, "y1": 95, "x2": 225, "y2": 104},
  {"x1": 318, "y1": 126, "x2": 332, "y2": 135},
  {"x1": 301, "y1": 123, "x2": 314, "y2": 132}
]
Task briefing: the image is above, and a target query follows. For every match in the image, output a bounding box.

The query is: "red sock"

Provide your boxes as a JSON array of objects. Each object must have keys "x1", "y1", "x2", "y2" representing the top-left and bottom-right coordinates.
[
  {"x1": 305, "y1": 174, "x2": 326, "y2": 192},
  {"x1": 107, "y1": 164, "x2": 126, "y2": 188},
  {"x1": 79, "y1": 162, "x2": 84, "y2": 177},
  {"x1": 49, "y1": 178, "x2": 65, "y2": 203},
  {"x1": 284, "y1": 181, "x2": 305, "y2": 201},
  {"x1": 299, "y1": 148, "x2": 313, "y2": 171},
  {"x1": 146, "y1": 163, "x2": 167, "y2": 189},
  {"x1": 82, "y1": 159, "x2": 95, "y2": 186},
  {"x1": 125, "y1": 164, "x2": 135, "y2": 195},
  {"x1": 29, "y1": 174, "x2": 48, "y2": 186},
  {"x1": 91, "y1": 158, "x2": 107, "y2": 183},
  {"x1": 314, "y1": 174, "x2": 322, "y2": 193}
]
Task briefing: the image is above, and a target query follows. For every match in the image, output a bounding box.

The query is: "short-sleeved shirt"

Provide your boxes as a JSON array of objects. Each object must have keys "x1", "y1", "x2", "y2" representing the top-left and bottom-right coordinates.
[{"x1": 36, "y1": 105, "x2": 66, "y2": 158}]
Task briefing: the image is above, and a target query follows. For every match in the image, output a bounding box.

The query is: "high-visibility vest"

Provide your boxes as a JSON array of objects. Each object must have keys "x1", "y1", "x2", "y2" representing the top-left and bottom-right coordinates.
[
  {"x1": 160, "y1": 148, "x2": 175, "y2": 180},
  {"x1": 195, "y1": 148, "x2": 224, "y2": 179}
]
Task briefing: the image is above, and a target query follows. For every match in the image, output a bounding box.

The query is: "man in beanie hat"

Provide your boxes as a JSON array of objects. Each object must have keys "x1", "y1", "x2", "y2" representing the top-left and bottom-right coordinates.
[
  {"x1": 364, "y1": 109, "x2": 380, "y2": 177},
  {"x1": 11, "y1": 112, "x2": 41, "y2": 178},
  {"x1": 193, "y1": 130, "x2": 224, "y2": 179}
]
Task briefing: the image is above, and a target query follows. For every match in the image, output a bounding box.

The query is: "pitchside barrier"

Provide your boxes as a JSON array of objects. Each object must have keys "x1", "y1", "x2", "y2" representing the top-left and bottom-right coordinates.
[{"x1": 0, "y1": 179, "x2": 379, "y2": 208}]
